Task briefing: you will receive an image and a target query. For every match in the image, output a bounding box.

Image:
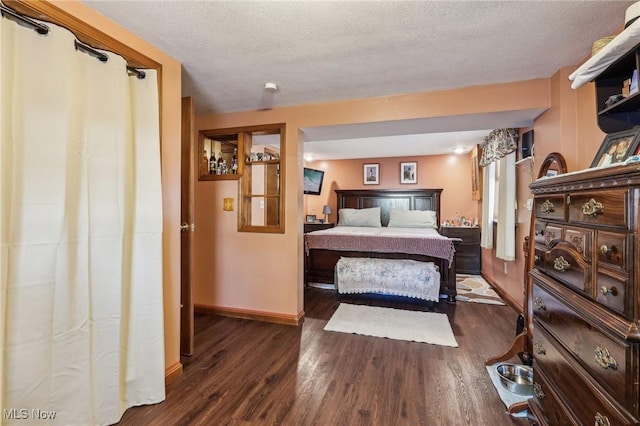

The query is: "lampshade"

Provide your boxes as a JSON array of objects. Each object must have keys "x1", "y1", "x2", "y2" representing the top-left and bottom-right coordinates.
[{"x1": 322, "y1": 205, "x2": 332, "y2": 215}]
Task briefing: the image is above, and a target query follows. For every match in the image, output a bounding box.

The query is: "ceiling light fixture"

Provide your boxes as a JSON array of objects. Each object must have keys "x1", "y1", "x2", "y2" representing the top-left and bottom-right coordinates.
[
  {"x1": 452, "y1": 146, "x2": 468, "y2": 154},
  {"x1": 264, "y1": 82, "x2": 278, "y2": 92}
]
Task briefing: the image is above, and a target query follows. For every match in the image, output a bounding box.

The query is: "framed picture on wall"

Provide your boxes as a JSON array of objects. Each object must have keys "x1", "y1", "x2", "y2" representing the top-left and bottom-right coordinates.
[
  {"x1": 400, "y1": 162, "x2": 417, "y2": 184},
  {"x1": 590, "y1": 128, "x2": 640, "y2": 168},
  {"x1": 363, "y1": 163, "x2": 379, "y2": 185}
]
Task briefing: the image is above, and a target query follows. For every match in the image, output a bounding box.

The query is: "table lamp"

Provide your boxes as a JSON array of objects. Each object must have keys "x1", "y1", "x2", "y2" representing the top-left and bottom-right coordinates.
[{"x1": 322, "y1": 205, "x2": 332, "y2": 223}]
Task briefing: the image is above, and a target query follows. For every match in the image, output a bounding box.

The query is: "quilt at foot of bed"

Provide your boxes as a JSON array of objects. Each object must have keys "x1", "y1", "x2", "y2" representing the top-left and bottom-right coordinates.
[{"x1": 335, "y1": 257, "x2": 440, "y2": 303}]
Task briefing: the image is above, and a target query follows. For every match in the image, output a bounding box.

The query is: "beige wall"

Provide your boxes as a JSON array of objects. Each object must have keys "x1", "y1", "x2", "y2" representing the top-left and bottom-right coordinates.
[
  {"x1": 304, "y1": 153, "x2": 479, "y2": 225},
  {"x1": 194, "y1": 79, "x2": 550, "y2": 318},
  {"x1": 53, "y1": 1, "x2": 183, "y2": 373}
]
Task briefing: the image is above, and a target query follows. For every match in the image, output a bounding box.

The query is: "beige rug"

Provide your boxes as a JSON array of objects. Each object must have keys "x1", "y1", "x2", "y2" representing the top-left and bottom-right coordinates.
[
  {"x1": 324, "y1": 303, "x2": 458, "y2": 347},
  {"x1": 456, "y1": 274, "x2": 505, "y2": 305}
]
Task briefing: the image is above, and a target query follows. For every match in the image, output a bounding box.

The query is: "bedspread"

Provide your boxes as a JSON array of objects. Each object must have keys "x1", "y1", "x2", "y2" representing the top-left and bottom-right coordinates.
[{"x1": 304, "y1": 226, "x2": 456, "y2": 266}]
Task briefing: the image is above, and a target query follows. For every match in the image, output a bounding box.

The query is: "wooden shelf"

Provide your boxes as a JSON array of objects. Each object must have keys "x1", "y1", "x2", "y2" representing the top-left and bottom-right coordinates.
[{"x1": 244, "y1": 159, "x2": 279, "y2": 165}]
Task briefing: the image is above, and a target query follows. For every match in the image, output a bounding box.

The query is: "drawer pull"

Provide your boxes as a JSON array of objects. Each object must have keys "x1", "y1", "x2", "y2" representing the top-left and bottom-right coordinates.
[
  {"x1": 533, "y1": 383, "x2": 545, "y2": 399},
  {"x1": 534, "y1": 297, "x2": 546, "y2": 311},
  {"x1": 534, "y1": 229, "x2": 544, "y2": 236},
  {"x1": 582, "y1": 198, "x2": 604, "y2": 217},
  {"x1": 541, "y1": 200, "x2": 555, "y2": 213},
  {"x1": 595, "y1": 413, "x2": 611, "y2": 426},
  {"x1": 600, "y1": 244, "x2": 614, "y2": 256},
  {"x1": 594, "y1": 346, "x2": 618, "y2": 370},
  {"x1": 534, "y1": 341, "x2": 546, "y2": 355},
  {"x1": 534, "y1": 254, "x2": 540, "y2": 262},
  {"x1": 553, "y1": 256, "x2": 570, "y2": 272},
  {"x1": 600, "y1": 286, "x2": 618, "y2": 296}
]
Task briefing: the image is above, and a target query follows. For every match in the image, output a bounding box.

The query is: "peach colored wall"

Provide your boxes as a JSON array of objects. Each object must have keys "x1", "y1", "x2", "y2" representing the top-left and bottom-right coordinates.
[
  {"x1": 482, "y1": 66, "x2": 606, "y2": 310},
  {"x1": 304, "y1": 153, "x2": 479, "y2": 225},
  {"x1": 54, "y1": 1, "x2": 183, "y2": 372},
  {"x1": 194, "y1": 79, "x2": 550, "y2": 319}
]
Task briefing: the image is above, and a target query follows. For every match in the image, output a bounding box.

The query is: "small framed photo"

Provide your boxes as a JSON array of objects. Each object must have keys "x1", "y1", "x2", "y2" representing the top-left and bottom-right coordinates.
[
  {"x1": 305, "y1": 214, "x2": 316, "y2": 223},
  {"x1": 400, "y1": 161, "x2": 417, "y2": 184},
  {"x1": 590, "y1": 128, "x2": 640, "y2": 168},
  {"x1": 363, "y1": 163, "x2": 379, "y2": 185}
]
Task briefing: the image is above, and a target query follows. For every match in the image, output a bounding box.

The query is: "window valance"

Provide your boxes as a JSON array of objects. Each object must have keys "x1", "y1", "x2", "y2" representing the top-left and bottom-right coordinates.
[{"x1": 479, "y1": 128, "x2": 519, "y2": 166}]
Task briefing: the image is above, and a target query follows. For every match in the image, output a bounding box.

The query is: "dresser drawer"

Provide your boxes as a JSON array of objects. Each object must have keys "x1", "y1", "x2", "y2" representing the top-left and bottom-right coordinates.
[
  {"x1": 530, "y1": 367, "x2": 578, "y2": 426},
  {"x1": 569, "y1": 189, "x2": 628, "y2": 228},
  {"x1": 532, "y1": 283, "x2": 634, "y2": 408},
  {"x1": 438, "y1": 226, "x2": 480, "y2": 242},
  {"x1": 545, "y1": 225, "x2": 563, "y2": 247},
  {"x1": 596, "y1": 231, "x2": 628, "y2": 270},
  {"x1": 535, "y1": 195, "x2": 566, "y2": 221},
  {"x1": 565, "y1": 227, "x2": 591, "y2": 259},
  {"x1": 541, "y1": 243, "x2": 591, "y2": 294},
  {"x1": 533, "y1": 324, "x2": 637, "y2": 425},
  {"x1": 596, "y1": 270, "x2": 630, "y2": 318},
  {"x1": 534, "y1": 221, "x2": 546, "y2": 245}
]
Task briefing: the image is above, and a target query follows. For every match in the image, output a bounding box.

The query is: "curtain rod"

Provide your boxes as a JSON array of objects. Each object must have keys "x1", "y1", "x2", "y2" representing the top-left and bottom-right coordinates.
[
  {"x1": 74, "y1": 40, "x2": 109, "y2": 63},
  {"x1": 127, "y1": 66, "x2": 146, "y2": 80},
  {"x1": 0, "y1": 4, "x2": 49, "y2": 35},
  {"x1": 1, "y1": 3, "x2": 145, "y2": 79}
]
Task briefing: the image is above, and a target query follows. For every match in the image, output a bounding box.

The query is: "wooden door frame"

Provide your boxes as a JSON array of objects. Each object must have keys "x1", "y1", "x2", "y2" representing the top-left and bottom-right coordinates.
[{"x1": 180, "y1": 97, "x2": 194, "y2": 356}]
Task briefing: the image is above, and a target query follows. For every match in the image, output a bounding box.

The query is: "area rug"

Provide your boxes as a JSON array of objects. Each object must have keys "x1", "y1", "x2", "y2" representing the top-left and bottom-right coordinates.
[
  {"x1": 324, "y1": 303, "x2": 458, "y2": 347},
  {"x1": 456, "y1": 274, "x2": 505, "y2": 305}
]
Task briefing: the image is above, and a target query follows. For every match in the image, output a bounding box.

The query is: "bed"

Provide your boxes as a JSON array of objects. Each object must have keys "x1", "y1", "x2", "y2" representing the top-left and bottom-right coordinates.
[{"x1": 304, "y1": 189, "x2": 458, "y2": 302}]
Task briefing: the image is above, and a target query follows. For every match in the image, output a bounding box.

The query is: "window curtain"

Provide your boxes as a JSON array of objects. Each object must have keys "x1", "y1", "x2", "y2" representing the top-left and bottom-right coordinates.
[
  {"x1": 479, "y1": 129, "x2": 517, "y2": 260},
  {"x1": 480, "y1": 162, "x2": 495, "y2": 249},
  {"x1": 1, "y1": 16, "x2": 165, "y2": 426},
  {"x1": 496, "y1": 152, "x2": 516, "y2": 260}
]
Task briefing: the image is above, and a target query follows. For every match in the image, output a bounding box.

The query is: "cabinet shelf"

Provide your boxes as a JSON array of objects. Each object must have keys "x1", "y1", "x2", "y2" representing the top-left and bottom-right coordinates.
[
  {"x1": 245, "y1": 159, "x2": 279, "y2": 165},
  {"x1": 592, "y1": 40, "x2": 640, "y2": 132},
  {"x1": 199, "y1": 173, "x2": 240, "y2": 181},
  {"x1": 598, "y1": 90, "x2": 640, "y2": 115}
]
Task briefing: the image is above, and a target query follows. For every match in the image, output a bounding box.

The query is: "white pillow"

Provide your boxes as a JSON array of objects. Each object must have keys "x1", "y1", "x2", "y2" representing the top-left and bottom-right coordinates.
[
  {"x1": 338, "y1": 207, "x2": 382, "y2": 227},
  {"x1": 387, "y1": 208, "x2": 437, "y2": 228}
]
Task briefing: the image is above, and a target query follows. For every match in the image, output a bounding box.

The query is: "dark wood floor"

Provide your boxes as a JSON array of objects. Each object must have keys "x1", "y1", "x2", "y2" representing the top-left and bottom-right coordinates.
[{"x1": 117, "y1": 288, "x2": 532, "y2": 425}]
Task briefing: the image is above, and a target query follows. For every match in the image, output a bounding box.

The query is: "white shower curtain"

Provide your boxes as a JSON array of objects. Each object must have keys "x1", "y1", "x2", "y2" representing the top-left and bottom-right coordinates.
[{"x1": 1, "y1": 16, "x2": 165, "y2": 426}]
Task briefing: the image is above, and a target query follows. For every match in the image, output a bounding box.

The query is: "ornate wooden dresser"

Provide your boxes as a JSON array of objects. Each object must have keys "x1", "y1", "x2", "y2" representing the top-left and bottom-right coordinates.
[{"x1": 528, "y1": 163, "x2": 640, "y2": 425}]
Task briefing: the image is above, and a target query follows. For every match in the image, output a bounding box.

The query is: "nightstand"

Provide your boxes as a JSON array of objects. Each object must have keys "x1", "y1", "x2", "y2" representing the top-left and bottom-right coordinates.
[
  {"x1": 303, "y1": 222, "x2": 335, "y2": 286},
  {"x1": 439, "y1": 226, "x2": 481, "y2": 274},
  {"x1": 304, "y1": 222, "x2": 335, "y2": 233}
]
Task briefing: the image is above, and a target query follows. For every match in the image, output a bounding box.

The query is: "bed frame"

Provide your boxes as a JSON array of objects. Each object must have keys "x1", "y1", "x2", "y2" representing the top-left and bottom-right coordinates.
[{"x1": 305, "y1": 188, "x2": 458, "y2": 302}]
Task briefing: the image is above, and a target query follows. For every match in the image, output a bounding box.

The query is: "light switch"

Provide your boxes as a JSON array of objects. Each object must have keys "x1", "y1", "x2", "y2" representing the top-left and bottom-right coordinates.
[{"x1": 524, "y1": 198, "x2": 533, "y2": 211}]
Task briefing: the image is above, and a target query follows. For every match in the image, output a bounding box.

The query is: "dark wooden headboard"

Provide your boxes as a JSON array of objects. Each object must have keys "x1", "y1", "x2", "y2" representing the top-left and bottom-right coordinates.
[{"x1": 335, "y1": 189, "x2": 443, "y2": 227}]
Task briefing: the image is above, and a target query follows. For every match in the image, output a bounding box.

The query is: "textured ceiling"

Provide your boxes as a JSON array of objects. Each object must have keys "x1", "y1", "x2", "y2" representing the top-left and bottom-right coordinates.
[{"x1": 82, "y1": 1, "x2": 634, "y2": 159}]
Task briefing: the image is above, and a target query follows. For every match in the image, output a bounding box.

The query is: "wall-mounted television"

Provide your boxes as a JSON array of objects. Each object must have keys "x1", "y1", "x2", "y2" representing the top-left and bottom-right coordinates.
[{"x1": 303, "y1": 167, "x2": 325, "y2": 195}]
